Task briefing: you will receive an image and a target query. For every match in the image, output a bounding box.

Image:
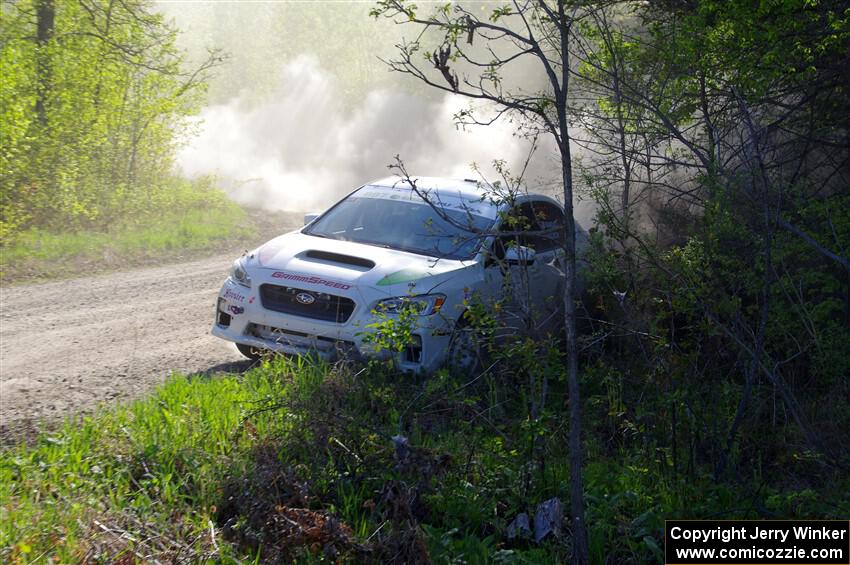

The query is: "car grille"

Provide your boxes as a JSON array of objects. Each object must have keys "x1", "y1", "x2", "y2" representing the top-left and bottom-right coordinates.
[
  {"x1": 247, "y1": 323, "x2": 357, "y2": 352},
  {"x1": 259, "y1": 284, "x2": 355, "y2": 323}
]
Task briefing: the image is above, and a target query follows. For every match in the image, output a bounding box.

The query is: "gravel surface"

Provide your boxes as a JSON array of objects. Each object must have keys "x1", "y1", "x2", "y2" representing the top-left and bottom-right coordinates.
[
  {"x1": 0, "y1": 211, "x2": 304, "y2": 443},
  {"x1": 0, "y1": 254, "x2": 252, "y2": 442}
]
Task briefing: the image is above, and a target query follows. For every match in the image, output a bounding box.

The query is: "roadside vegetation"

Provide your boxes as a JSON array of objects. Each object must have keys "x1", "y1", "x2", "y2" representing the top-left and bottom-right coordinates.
[
  {"x1": 369, "y1": 1, "x2": 850, "y2": 561},
  {"x1": 2, "y1": 354, "x2": 846, "y2": 563},
  {"x1": 1, "y1": 0, "x2": 229, "y2": 278},
  {"x1": 0, "y1": 178, "x2": 254, "y2": 282}
]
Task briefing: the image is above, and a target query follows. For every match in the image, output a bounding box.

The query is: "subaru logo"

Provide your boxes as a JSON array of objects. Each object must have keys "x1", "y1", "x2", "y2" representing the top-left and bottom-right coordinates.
[{"x1": 295, "y1": 292, "x2": 316, "y2": 305}]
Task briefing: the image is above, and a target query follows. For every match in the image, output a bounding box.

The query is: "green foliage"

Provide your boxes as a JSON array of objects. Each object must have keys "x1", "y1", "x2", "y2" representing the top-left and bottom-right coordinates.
[
  {"x1": 575, "y1": 0, "x2": 850, "y2": 492},
  {"x1": 0, "y1": 177, "x2": 251, "y2": 282},
  {"x1": 3, "y1": 0, "x2": 849, "y2": 561},
  {"x1": 0, "y1": 356, "x2": 564, "y2": 562},
  {"x1": 3, "y1": 351, "x2": 847, "y2": 562},
  {"x1": 0, "y1": 0, "x2": 215, "y2": 245},
  {"x1": 0, "y1": 360, "x2": 297, "y2": 562},
  {"x1": 360, "y1": 300, "x2": 423, "y2": 355}
]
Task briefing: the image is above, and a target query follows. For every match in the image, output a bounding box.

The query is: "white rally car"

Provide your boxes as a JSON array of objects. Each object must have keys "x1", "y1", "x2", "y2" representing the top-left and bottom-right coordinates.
[{"x1": 212, "y1": 176, "x2": 579, "y2": 373}]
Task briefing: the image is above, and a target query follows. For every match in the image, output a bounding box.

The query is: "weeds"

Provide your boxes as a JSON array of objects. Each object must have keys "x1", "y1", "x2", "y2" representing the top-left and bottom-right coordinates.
[
  {"x1": 0, "y1": 178, "x2": 253, "y2": 282},
  {"x1": 1, "y1": 353, "x2": 846, "y2": 563}
]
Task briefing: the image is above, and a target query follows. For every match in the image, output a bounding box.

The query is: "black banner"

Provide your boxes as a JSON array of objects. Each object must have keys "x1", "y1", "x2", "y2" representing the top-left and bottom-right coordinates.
[{"x1": 665, "y1": 520, "x2": 850, "y2": 564}]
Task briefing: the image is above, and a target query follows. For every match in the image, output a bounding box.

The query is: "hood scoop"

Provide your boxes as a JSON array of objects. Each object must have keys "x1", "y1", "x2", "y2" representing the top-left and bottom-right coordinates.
[{"x1": 303, "y1": 250, "x2": 376, "y2": 271}]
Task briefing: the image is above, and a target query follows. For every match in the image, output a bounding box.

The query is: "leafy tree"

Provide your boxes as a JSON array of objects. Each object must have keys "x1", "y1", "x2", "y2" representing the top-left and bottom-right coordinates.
[
  {"x1": 371, "y1": 1, "x2": 596, "y2": 561},
  {"x1": 0, "y1": 0, "x2": 222, "y2": 242},
  {"x1": 372, "y1": 0, "x2": 848, "y2": 555},
  {"x1": 573, "y1": 0, "x2": 850, "y2": 478}
]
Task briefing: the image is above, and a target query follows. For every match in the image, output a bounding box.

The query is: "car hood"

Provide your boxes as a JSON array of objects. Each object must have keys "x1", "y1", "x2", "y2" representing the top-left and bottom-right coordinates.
[{"x1": 249, "y1": 231, "x2": 473, "y2": 294}]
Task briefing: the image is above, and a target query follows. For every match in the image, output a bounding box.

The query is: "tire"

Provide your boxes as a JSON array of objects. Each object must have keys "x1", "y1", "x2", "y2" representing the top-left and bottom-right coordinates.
[
  {"x1": 446, "y1": 320, "x2": 487, "y2": 376},
  {"x1": 236, "y1": 342, "x2": 264, "y2": 361}
]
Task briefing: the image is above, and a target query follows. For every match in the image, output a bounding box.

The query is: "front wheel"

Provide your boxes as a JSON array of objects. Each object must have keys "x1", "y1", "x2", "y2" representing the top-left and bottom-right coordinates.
[
  {"x1": 236, "y1": 342, "x2": 264, "y2": 361},
  {"x1": 446, "y1": 322, "x2": 488, "y2": 376}
]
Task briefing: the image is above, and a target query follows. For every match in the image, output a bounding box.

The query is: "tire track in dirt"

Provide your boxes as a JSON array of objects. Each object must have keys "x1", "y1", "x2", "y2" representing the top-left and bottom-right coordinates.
[
  {"x1": 0, "y1": 254, "x2": 257, "y2": 442},
  {"x1": 1, "y1": 211, "x2": 305, "y2": 442},
  {"x1": 0, "y1": 253, "x2": 266, "y2": 443}
]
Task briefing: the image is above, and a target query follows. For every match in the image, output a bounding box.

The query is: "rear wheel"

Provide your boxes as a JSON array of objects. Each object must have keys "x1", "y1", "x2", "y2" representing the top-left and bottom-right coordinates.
[{"x1": 236, "y1": 342, "x2": 264, "y2": 361}]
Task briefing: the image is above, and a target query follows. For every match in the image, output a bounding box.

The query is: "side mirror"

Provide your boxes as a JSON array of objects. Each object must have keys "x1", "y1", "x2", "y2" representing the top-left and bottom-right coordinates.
[
  {"x1": 303, "y1": 212, "x2": 320, "y2": 226},
  {"x1": 504, "y1": 245, "x2": 536, "y2": 265}
]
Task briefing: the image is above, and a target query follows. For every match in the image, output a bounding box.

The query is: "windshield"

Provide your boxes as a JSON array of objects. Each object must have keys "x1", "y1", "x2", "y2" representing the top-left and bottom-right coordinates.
[{"x1": 305, "y1": 185, "x2": 496, "y2": 260}]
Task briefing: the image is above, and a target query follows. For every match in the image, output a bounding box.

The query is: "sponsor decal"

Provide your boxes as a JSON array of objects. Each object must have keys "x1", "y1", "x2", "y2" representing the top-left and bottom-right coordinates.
[
  {"x1": 271, "y1": 271, "x2": 351, "y2": 290},
  {"x1": 295, "y1": 292, "x2": 316, "y2": 305},
  {"x1": 224, "y1": 289, "x2": 246, "y2": 302},
  {"x1": 249, "y1": 296, "x2": 255, "y2": 304},
  {"x1": 377, "y1": 268, "x2": 432, "y2": 286},
  {"x1": 228, "y1": 305, "x2": 244, "y2": 315}
]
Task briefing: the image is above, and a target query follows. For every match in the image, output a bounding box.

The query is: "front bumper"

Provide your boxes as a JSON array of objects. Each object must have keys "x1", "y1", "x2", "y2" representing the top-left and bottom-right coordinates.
[{"x1": 211, "y1": 278, "x2": 453, "y2": 373}]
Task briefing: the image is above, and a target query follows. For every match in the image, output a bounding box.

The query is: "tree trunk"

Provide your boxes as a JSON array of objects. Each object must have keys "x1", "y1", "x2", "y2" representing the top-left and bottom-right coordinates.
[
  {"x1": 560, "y1": 125, "x2": 589, "y2": 565},
  {"x1": 35, "y1": 0, "x2": 55, "y2": 125},
  {"x1": 556, "y1": 5, "x2": 589, "y2": 563}
]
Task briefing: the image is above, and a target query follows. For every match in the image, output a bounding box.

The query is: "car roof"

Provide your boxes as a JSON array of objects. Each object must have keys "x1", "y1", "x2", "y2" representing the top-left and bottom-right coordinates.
[
  {"x1": 369, "y1": 175, "x2": 489, "y2": 197},
  {"x1": 368, "y1": 175, "x2": 559, "y2": 207}
]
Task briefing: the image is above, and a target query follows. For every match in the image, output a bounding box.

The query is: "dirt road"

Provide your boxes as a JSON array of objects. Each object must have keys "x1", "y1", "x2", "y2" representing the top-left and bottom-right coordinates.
[{"x1": 0, "y1": 254, "x2": 259, "y2": 441}]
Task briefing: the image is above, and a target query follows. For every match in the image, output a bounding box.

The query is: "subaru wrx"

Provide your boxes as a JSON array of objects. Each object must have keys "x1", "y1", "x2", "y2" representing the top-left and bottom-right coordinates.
[{"x1": 212, "y1": 176, "x2": 579, "y2": 373}]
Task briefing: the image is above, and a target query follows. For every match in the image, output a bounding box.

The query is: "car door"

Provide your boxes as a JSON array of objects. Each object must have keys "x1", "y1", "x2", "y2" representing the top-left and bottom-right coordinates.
[
  {"x1": 522, "y1": 200, "x2": 566, "y2": 335},
  {"x1": 482, "y1": 200, "x2": 564, "y2": 336}
]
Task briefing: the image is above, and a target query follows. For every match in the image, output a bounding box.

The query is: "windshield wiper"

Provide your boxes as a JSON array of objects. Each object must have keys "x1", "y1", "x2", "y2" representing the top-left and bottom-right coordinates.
[
  {"x1": 357, "y1": 240, "x2": 393, "y2": 249},
  {"x1": 307, "y1": 232, "x2": 335, "y2": 240}
]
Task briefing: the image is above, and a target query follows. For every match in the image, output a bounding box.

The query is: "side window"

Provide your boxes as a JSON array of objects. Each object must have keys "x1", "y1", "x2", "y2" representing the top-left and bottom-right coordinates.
[
  {"x1": 491, "y1": 200, "x2": 564, "y2": 258},
  {"x1": 492, "y1": 203, "x2": 534, "y2": 259},
  {"x1": 526, "y1": 201, "x2": 565, "y2": 252}
]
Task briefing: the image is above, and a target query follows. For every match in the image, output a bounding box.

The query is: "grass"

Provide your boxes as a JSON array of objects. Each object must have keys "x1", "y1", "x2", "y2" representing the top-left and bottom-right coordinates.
[
  {"x1": 0, "y1": 357, "x2": 571, "y2": 563},
  {"x1": 0, "y1": 205, "x2": 253, "y2": 282},
  {"x1": 3, "y1": 207, "x2": 250, "y2": 265},
  {"x1": 1, "y1": 356, "x2": 847, "y2": 563},
  {"x1": 0, "y1": 180, "x2": 256, "y2": 283},
  {"x1": 0, "y1": 357, "x2": 312, "y2": 563}
]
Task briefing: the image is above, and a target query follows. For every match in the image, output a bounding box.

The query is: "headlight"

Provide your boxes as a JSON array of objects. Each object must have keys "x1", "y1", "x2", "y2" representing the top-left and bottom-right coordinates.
[
  {"x1": 231, "y1": 257, "x2": 252, "y2": 288},
  {"x1": 375, "y1": 294, "x2": 446, "y2": 316}
]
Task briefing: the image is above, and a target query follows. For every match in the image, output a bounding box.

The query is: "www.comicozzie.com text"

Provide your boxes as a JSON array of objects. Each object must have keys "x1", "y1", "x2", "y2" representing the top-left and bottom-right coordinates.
[{"x1": 669, "y1": 524, "x2": 848, "y2": 544}]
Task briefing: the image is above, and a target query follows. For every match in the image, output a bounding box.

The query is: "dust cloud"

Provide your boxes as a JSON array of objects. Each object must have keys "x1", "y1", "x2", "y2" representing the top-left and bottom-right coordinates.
[{"x1": 176, "y1": 55, "x2": 561, "y2": 214}]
